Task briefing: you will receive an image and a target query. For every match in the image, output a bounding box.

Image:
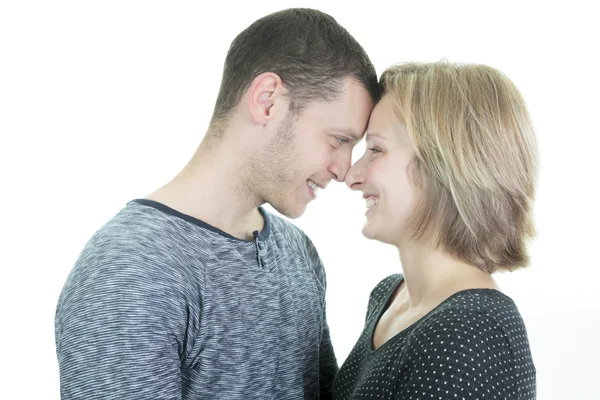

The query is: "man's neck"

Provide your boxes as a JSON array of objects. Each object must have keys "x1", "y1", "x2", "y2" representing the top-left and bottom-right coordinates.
[{"x1": 146, "y1": 140, "x2": 265, "y2": 240}]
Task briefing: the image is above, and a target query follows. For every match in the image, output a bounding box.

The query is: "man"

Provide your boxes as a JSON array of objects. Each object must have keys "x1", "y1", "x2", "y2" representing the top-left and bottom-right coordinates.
[{"x1": 55, "y1": 8, "x2": 378, "y2": 399}]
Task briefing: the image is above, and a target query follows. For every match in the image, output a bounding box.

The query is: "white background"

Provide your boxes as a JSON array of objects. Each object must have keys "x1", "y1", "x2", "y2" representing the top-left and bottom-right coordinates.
[{"x1": 1, "y1": 1, "x2": 599, "y2": 399}]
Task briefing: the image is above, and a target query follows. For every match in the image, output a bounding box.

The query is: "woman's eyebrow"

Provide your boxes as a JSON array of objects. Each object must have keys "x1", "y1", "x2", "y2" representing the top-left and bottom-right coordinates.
[{"x1": 366, "y1": 132, "x2": 387, "y2": 141}]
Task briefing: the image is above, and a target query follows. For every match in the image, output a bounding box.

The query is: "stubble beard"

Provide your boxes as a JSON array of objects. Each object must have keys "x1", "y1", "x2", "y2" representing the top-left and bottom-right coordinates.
[{"x1": 247, "y1": 115, "x2": 304, "y2": 218}]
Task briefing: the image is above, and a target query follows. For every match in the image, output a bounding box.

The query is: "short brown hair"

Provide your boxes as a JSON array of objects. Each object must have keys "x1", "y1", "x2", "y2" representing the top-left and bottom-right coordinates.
[
  {"x1": 381, "y1": 61, "x2": 538, "y2": 273},
  {"x1": 210, "y1": 8, "x2": 379, "y2": 128}
]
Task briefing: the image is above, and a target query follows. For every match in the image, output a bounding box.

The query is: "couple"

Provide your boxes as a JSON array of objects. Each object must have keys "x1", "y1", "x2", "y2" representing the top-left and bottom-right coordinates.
[{"x1": 55, "y1": 8, "x2": 537, "y2": 400}]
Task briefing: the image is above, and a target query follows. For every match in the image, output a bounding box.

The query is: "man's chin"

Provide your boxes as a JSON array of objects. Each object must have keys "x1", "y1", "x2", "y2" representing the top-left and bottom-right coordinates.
[
  {"x1": 283, "y1": 206, "x2": 307, "y2": 220},
  {"x1": 271, "y1": 201, "x2": 308, "y2": 220}
]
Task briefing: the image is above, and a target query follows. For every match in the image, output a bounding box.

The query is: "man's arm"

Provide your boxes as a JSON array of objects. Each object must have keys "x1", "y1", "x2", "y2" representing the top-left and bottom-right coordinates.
[
  {"x1": 55, "y1": 261, "x2": 193, "y2": 399},
  {"x1": 318, "y1": 301, "x2": 339, "y2": 400},
  {"x1": 298, "y1": 231, "x2": 339, "y2": 399},
  {"x1": 310, "y1": 249, "x2": 338, "y2": 399}
]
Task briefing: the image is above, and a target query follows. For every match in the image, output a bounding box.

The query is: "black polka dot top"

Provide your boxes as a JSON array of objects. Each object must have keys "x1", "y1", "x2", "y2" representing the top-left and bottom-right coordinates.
[{"x1": 333, "y1": 274, "x2": 536, "y2": 399}]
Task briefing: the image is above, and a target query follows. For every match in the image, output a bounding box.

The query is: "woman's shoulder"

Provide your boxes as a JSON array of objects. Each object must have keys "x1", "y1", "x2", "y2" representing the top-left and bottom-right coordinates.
[
  {"x1": 367, "y1": 274, "x2": 404, "y2": 306},
  {"x1": 363, "y1": 274, "x2": 404, "y2": 322},
  {"x1": 396, "y1": 290, "x2": 536, "y2": 399},
  {"x1": 408, "y1": 289, "x2": 532, "y2": 357}
]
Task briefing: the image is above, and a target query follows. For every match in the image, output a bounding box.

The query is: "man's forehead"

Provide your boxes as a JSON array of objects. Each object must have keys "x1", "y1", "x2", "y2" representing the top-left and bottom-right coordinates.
[
  {"x1": 365, "y1": 132, "x2": 387, "y2": 141},
  {"x1": 328, "y1": 127, "x2": 365, "y2": 142}
]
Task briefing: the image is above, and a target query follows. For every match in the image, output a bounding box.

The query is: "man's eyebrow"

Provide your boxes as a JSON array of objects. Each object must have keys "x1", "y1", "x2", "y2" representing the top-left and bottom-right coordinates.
[{"x1": 329, "y1": 128, "x2": 363, "y2": 143}]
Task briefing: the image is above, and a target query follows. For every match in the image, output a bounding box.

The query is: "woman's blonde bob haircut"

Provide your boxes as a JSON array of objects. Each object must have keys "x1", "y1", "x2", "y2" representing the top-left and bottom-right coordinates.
[{"x1": 380, "y1": 61, "x2": 538, "y2": 273}]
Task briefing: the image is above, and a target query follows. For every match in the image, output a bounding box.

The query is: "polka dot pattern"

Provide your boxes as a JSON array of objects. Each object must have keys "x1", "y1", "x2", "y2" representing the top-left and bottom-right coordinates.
[{"x1": 333, "y1": 274, "x2": 536, "y2": 399}]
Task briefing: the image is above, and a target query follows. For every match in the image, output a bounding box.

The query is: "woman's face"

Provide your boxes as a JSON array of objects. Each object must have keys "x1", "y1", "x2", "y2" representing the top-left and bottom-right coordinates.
[{"x1": 345, "y1": 95, "x2": 419, "y2": 246}]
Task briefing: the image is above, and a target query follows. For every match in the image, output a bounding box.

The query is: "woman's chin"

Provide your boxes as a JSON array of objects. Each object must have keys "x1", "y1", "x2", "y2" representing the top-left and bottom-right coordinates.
[
  {"x1": 362, "y1": 221, "x2": 402, "y2": 246},
  {"x1": 361, "y1": 221, "x2": 379, "y2": 241}
]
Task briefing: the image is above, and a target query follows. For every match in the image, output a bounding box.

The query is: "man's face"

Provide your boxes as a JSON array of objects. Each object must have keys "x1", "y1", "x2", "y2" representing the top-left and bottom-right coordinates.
[{"x1": 258, "y1": 78, "x2": 374, "y2": 218}]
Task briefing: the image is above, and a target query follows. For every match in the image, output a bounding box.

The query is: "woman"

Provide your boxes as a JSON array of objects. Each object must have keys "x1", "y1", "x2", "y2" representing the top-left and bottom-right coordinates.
[{"x1": 333, "y1": 62, "x2": 537, "y2": 399}]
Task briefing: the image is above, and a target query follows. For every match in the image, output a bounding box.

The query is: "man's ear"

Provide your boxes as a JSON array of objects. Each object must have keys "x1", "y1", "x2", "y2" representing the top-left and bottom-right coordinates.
[{"x1": 248, "y1": 72, "x2": 287, "y2": 125}]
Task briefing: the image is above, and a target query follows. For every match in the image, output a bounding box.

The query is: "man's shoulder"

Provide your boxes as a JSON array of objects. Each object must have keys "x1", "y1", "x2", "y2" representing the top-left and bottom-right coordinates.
[
  {"x1": 265, "y1": 210, "x2": 326, "y2": 281},
  {"x1": 71, "y1": 201, "x2": 211, "y2": 285},
  {"x1": 266, "y1": 209, "x2": 305, "y2": 234},
  {"x1": 266, "y1": 210, "x2": 315, "y2": 254},
  {"x1": 96, "y1": 199, "x2": 218, "y2": 247}
]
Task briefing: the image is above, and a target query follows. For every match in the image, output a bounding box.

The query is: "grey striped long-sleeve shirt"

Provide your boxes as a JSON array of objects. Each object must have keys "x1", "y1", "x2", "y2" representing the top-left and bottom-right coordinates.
[{"x1": 55, "y1": 199, "x2": 338, "y2": 399}]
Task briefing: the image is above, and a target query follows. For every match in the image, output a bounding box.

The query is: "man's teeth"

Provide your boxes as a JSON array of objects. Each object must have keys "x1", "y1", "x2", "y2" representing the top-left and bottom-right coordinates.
[
  {"x1": 308, "y1": 180, "x2": 319, "y2": 193},
  {"x1": 366, "y1": 197, "x2": 379, "y2": 209}
]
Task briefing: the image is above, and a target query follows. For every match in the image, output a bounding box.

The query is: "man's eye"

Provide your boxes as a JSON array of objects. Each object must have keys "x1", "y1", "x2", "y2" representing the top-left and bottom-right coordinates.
[{"x1": 336, "y1": 137, "x2": 349, "y2": 145}]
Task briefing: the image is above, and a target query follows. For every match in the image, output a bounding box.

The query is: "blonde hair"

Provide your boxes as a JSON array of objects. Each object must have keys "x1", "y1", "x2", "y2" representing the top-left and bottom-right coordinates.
[{"x1": 380, "y1": 61, "x2": 538, "y2": 273}]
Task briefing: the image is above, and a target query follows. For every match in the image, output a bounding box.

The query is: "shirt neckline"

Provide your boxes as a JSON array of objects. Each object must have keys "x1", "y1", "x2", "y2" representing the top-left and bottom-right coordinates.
[
  {"x1": 368, "y1": 274, "x2": 511, "y2": 355},
  {"x1": 130, "y1": 198, "x2": 271, "y2": 242}
]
